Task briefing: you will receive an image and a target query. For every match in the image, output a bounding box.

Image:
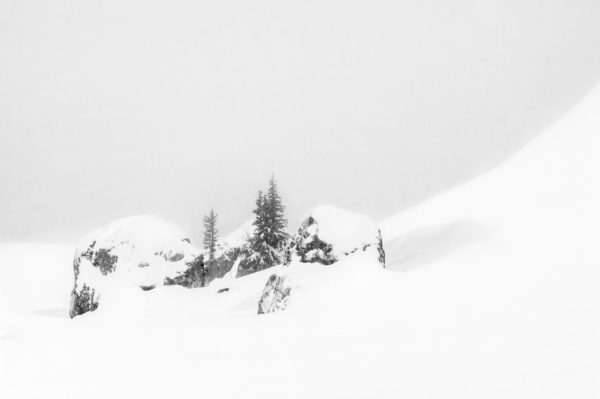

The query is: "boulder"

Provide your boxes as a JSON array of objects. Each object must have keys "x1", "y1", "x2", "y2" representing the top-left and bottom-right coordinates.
[
  {"x1": 69, "y1": 215, "x2": 201, "y2": 318},
  {"x1": 257, "y1": 273, "x2": 292, "y2": 314}
]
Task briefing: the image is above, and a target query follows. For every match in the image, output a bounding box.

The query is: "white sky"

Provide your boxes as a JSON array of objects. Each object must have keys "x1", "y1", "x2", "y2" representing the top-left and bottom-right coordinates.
[{"x1": 1, "y1": 0, "x2": 599, "y2": 243}]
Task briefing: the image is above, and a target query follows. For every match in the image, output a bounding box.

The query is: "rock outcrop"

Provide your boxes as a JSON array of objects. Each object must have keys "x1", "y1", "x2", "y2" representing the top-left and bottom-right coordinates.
[
  {"x1": 257, "y1": 206, "x2": 386, "y2": 315},
  {"x1": 295, "y1": 215, "x2": 337, "y2": 265},
  {"x1": 69, "y1": 215, "x2": 201, "y2": 318},
  {"x1": 294, "y1": 205, "x2": 385, "y2": 267}
]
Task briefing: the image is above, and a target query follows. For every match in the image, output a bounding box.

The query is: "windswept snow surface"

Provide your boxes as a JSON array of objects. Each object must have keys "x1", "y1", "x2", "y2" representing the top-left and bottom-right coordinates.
[
  {"x1": 2, "y1": 87, "x2": 600, "y2": 398},
  {"x1": 379, "y1": 85, "x2": 600, "y2": 396}
]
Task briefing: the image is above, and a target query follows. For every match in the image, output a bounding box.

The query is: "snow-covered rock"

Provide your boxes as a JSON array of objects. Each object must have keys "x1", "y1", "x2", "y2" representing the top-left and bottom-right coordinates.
[
  {"x1": 255, "y1": 206, "x2": 386, "y2": 314},
  {"x1": 69, "y1": 215, "x2": 201, "y2": 318},
  {"x1": 257, "y1": 272, "x2": 292, "y2": 314},
  {"x1": 294, "y1": 205, "x2": 385, "y2": 266}
]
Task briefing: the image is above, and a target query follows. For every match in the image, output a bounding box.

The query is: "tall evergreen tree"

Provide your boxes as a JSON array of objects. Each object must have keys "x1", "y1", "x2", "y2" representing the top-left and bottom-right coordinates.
[
  {"x1": 246, "y1": 177, "x2": 289, "y2": 272},
  {"x1": 203, "y1": 209, "x2": 219, "y2": 261}
]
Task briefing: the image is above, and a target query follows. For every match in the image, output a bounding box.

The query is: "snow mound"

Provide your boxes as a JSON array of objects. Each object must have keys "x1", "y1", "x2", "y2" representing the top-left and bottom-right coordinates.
[
  {"x1": 77, "y1": 215, "x2": 192, "y2": 259},
  {"x1": 295, "y1": 205, "x2": 384, "y2": 265},
  {"x1": 69, "y1": 215, "x2": 201, "y2": 317}
]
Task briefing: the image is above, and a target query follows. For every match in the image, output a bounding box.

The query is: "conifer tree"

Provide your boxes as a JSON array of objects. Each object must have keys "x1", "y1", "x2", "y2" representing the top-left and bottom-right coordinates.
[
  {"x1": 249, "y1": 191, "x2": 269, "y2": 268},
  {"x1": 250, "y1": 191, "x2": 266, "y2": 248},
  {"x1": 264, "y1": 175, "x2": 288, "y2": 251},
  {"x1": 247, "y1": 177, "x2": 289, "y2": 271},
  {"x1": 203, "y1": 209, "x2": 219, "y2": 261}
]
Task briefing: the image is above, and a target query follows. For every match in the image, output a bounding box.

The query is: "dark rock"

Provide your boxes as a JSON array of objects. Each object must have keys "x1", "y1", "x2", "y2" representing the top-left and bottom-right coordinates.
[
  {"x1": 93, "y1": 248, "x2": 118, "y2": 275},
  {"x1": 69, "y1": 284, "x2": 98, "y2": 318},
  {"x1": 293, "y1": 206, "x2": 386, "y2": 268},
  {"x1": 258, "y1": 273, "x2": 292, "y2": 314},
  {"x1": 377, "y1": 229, "x2": 386, "y2": 267},
  {"x1": 295, "y1": 216, "x2": 337, "y2": 265},
  {"x1": 167, "y1": 252, "x2": 185, "y2": 262}
]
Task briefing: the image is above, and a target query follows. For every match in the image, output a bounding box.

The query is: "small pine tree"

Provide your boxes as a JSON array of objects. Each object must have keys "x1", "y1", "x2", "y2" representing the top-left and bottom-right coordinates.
[
  {"x1": 264, "y1": 175, "x2": 288, "y2": 251},
  {"x1": 203, "y1": 209, "x2": 219, "y2": 261},
  {"x1": 249, "y1": 191, "x2": 268, "y2": 268}
]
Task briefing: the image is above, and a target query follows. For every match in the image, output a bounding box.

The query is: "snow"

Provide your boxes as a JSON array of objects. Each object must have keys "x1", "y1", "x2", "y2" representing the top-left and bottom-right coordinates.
[
  {"x1": 378, "y1": 85, "x2": 600, "y2": 396},
  {"x1": 217, "y1": 219, "x2": 254, "y2": 252},
  {"x1": 301, "y1": 204, "x2": 380, "y2": 256},
  {"x1": 222, "y1": 220, "x2": 254, "y2": 245},
  {"x1": 0, "y1": 243, "x2": 73, "y2": 316},
  {"x1": 2, "y1": 87, "x2": 600, "y2": 397},
  {"x1": 70, "y1": 215, "x2": 201, "y2": 317},
  {"x1": 77, "y1": 214, "x2": 194, "y2": 263}
]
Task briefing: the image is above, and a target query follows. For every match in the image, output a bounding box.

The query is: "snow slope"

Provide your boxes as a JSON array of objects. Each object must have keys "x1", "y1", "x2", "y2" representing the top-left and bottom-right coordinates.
[
  {"x1": 2, "y1": 87, "x2": 600, "y2": 398},
  {"x1": 379, "y1": 85, "x2": 600, "y2": 395}
]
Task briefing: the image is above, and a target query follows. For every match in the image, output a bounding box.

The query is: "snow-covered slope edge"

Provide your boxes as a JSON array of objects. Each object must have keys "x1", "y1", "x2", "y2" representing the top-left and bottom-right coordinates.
[
  {"x1": 382, "y1": 86, "x2": 600, "y2": 271},
  {"x1": 376, "y1": 86, "x2": 600, "y2": 396}
]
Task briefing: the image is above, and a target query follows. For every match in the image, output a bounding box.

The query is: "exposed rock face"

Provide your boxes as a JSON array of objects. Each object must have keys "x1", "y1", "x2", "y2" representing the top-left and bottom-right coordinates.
[
  {"x1": 69, "y1": 216, "x2": 201, "y2": 318},
  {"x1": 257, "y1": 273, "x2": 292, "y2": 314},
  {"x1": 295, "y1": 216, "x2": 336, "y2": 265},
  {"x1": 294, "y1": 205, "x2": 386, "y2": 267}
]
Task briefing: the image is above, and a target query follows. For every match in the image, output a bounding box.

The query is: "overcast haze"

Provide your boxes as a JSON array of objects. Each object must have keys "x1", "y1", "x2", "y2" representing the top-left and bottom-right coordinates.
[{"x1": 1, "y1": 0, "x2": 599, "y2": 243}]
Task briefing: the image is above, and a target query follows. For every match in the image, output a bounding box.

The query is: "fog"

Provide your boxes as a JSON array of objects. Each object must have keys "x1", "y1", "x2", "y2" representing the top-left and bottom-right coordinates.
[{"x1": 1, "y1": 0, "x2": 599, "y2": 243}]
